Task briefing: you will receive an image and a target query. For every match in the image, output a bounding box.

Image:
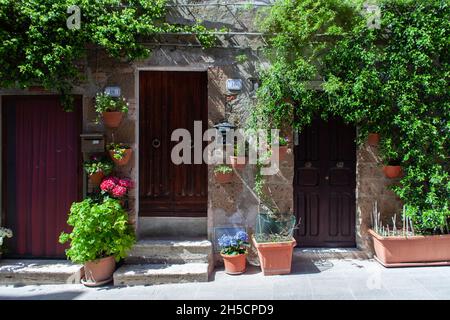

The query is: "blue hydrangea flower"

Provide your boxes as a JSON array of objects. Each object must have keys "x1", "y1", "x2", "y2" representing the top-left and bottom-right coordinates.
[
  {"x1": 235, "y1": 231, "x2": 248, "y2": 242},
  {"x1": 229, "y1": 238, "x2": 238, "y2": 246},
  {"x1": 218, "y1": 234, "x2": 232, "y2": 248}
]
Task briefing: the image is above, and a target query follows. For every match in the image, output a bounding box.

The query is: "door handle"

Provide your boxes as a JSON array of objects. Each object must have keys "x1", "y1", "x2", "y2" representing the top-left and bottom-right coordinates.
[
  {"x1": 325, "y1": 176, "x2": 329, "y2": 180},
  {"x1": 152, "y1": 138, "x2": 161, "y2": 149}
]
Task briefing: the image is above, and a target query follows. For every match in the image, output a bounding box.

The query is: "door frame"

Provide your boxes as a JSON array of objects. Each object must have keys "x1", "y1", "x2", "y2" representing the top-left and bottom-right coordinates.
[
  {"x1": 0, "y1": 94, "x2": 83, "y2": 257},
  {"x1": 135, "y1": 67, "x2": 209, "y2": 221}
]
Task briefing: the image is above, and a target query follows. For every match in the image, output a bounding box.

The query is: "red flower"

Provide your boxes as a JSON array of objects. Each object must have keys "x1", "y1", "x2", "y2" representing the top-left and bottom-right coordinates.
[
  {"x1": 100, "y1": 178, "x2": 116, "y2": 192},
  {"x1": 112, "y1": 185, "x2": 127, "y2": 198},
  {"x1": 119, "y1": 178, "x2": 134, "y2": 189}
]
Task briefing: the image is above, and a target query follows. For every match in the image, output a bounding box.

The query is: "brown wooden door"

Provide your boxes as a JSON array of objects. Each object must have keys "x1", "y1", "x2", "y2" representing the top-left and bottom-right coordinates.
[
  {"x1": 2, "y1": 96, "x2": 82, "y2": 258},
  {"x1": 294, "y1": 117, "x2": 356, "y2": 247},
  {"x1": 139, "y1": 71, "x2": 208, "y2": 217}
]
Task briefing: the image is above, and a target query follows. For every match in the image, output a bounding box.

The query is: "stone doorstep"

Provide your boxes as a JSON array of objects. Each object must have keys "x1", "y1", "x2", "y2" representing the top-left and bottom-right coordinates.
[
  {"x1": 295, "y1": 248, "x2": 371, "y2": 261},
  {"x1": 113, "y1": 263, "x2": 210, "y2": 286},
  {"x1": 0, "y1": 260, "x2": 84, "y2": 285},
  {"x1": 126, "y1": 239, "x2": 213, "y2": 264}
]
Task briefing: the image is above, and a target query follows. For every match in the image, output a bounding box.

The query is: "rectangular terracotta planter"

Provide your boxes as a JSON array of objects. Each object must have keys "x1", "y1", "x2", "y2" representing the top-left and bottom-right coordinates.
[
  {"x1": 252, "y1": 235, "x2": 296, "y2": 275},
  {"x1": 369, "y1": 229, "x2": 450, "y2": 267}
]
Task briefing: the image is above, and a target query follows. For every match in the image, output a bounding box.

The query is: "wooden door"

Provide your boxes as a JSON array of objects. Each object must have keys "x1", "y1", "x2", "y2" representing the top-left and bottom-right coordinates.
[
  {"x1": 294, "y1": 117, "x2": 356, "y2": 247},
  {"x1": 139, "y1": 71, "x2": 208, "y2": 217},
  {"x1": 2, "y1": 95, "x2": 82, "y2": 258}
]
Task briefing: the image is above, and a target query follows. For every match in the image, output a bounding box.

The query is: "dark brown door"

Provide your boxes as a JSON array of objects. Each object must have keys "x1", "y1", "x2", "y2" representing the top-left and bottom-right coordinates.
[
  {"x1": 2, "y1": 95, "x2": 82, "y2": 258},
  {"x1": 294, "y1": 117, "x2": 356, "y2": 247},
  {"x1": 139, "y1": 71, "x2": 208, "y2": 217}
]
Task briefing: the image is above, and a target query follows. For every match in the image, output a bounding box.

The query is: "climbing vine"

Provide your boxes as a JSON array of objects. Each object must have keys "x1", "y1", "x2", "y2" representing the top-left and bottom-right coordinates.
[
  {"x1": 249, "y1": 0, "x2": 450, "y2": 234},
  {"x1": 0, "y1": 0, "x2": 215, "y2": 110}
]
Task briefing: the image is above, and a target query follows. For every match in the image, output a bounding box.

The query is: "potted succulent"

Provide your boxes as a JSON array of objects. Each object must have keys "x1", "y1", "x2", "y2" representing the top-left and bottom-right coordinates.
[
  {"x1": 0, "y1": 227, "x2": 13, "y2": 259},
  {"x1": 83, "y1": 155, "x2": 114, "y2": 187},
  {"x1": 95, "y1": 93, "x2": 129, "y2": 128},
  {"x1": 252, "y1": 199, "x2": 297, "y2": 276},
  {"x1": 369, "y1": 202, "x2": 450, "y2": 267},
  {"x1": 229, "y1": 144, "x2": 246, "y2": 169},
  {"x1": 108, "y1": 143, "x2": 133, "y2": 166},
  {"x1": 214, "y1": 165, "x2": 233, "y2": 183},
  {"x1": 219, "y1": 231, "x2": 250, "y2": 275},
  {"x1": 59, "y1": 198, "x2": 135, "y2": 287}
]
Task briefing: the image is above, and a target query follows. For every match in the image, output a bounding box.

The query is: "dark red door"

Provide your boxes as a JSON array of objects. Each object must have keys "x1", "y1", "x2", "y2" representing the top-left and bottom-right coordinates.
[
  {"x1": 139, "y1": 71, "x2": 208, "y2": 217},
  {"x1": 294, "y1": 117, "x2": 356, "y2": 247},
  {"x1": 2, "y1": 96, "x2": 82, "y2": 258}
]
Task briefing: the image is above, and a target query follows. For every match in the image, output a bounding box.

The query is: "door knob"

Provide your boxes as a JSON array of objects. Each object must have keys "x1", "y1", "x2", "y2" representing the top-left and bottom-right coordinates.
[
  {"x1": 325, "y1": 176, "x2": 329, "y2": 180},
  {"x1": 152, "y1": 138, "x2": 161, "y2": 149}
]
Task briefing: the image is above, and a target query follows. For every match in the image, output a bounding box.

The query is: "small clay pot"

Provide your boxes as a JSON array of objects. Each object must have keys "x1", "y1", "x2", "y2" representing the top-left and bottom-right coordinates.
[
  {"x1": 109, "y1": 148, "x2": 132, "y2": 166},
  {"x1": 368, "y1": 133, "x2": 380, "y2": 146},
  {"x1": 229, "y1": 156, "x2": 246, "y2": 170},
  {"x1": 383, "y1": 165, "x2": 402, "y2": 179},
  {"x1": 89, "y1": 171, "x2": 104, "y2": 187},
  {"x1": 221, "y1": 253, "x2": 247, "y2": 275},
  {"x1": 102, "y1": 112, "x2": 124, "y2": 128},
  {"x1": 215, "y1": 171, "x2": 233, "y2": 184}
]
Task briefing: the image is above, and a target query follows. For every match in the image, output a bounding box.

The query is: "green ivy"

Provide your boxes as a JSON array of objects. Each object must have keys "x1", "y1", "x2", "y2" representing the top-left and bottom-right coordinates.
[
  {"x1": 0, "y1": 0, "x2": 216, "y2": 110},
  {"x1": 250, "y1": 0, "x2": 450, "y2": 234}
]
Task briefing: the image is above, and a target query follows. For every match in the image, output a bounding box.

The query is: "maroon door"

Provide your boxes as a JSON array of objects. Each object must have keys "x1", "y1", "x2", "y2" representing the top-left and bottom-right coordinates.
[
  {"x1": 139, "y1": 71, "x2": 208, "y2": 217},
  {"x1": 294, "y1": 117, "x2": 356, "y2": 247},
  {"x1": 2, "y1": 96, "x2": 82, "y2": 258}
]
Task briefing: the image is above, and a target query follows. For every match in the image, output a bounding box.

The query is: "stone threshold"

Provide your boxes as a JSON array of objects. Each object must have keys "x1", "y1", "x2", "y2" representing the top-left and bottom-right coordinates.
[
  {"x1": 0, "y1": 259, "x2": 84, "y2": 285},
  {"x1": 295, "y1": 248, "x2": 371, "y2": 260}
]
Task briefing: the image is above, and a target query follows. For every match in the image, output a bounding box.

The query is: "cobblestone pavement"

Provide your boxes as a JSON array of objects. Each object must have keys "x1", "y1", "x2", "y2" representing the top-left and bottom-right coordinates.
[{"x1": 1, "y1": 258, "x2": 450, "y2": 300}]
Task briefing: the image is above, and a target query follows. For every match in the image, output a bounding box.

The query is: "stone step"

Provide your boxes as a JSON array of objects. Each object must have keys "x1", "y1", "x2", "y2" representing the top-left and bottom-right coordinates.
[
  {"x1": 0, "y1": 259, "x2": 83, "y2": 285},
  {"x1": 113, "y1": 263, "x2": 209, "y2": 286},
  {"x1": 126, "y1": 238, "x2": 213, "y2": 264},
  {"x1": 295, "y1": 248, "x2": 371, "y2": 260},
  {"x1": 138, "y1": 217, "x2": 207, "y2": 238}
]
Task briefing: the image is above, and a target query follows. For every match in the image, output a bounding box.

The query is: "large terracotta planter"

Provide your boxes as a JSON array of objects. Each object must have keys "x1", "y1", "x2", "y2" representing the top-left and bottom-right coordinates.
[
  {"x1": 82, "y1": 256, "x2": 116, "y2": 286},
  {"x1": 369, "y1": 229, "x2": 450, "y2": 267},
  {"x1": 102, "y1": 112, "x2": 124, "y2": 128},
  {"x1": 367, "y1": 133, "x2": 380, "y2": 146},
  {"x1": 109, "y1": 148, "x2": 132, "y2": 166},
  {"x1": 89, "y1": 171, "x2": 104, "y2": 187},
  {"x1": 383, "y1": 165, "x2": 402, "y2": 178},
  {"x1": 229, "y1": 156, "x2": 246, "y2": 170},
  {"x1": 221, "y1": 253, "x2": 247, "y2": 275},
  {"x1": 215, "y1": 171, "x2": 233, "y2": 184},
  {"x1": 252, "y1": 236, "x2": 296, "y2": 276}
]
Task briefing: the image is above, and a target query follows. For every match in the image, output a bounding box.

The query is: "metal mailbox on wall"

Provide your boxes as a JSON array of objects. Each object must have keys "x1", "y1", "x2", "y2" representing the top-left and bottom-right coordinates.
[{"x1": 80, "y1": 133, "x2": 105, "y2": 153}]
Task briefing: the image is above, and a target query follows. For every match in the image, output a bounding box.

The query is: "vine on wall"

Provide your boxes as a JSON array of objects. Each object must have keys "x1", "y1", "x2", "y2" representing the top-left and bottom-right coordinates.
[{"x1": 249, "y1": 0, "x2": 449, "y2": 234}]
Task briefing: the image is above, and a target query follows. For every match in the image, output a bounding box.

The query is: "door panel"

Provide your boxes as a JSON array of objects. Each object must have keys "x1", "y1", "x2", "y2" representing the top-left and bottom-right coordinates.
[
  {"x1": 294, "y1": 117, "x2": 356, "y2": 247},
  {"x1": 139, "y1": 71, "x2": 208, "y2": 217},
  {"x1": 2, "y1": 96, "x2": 82, "y2": 258}
]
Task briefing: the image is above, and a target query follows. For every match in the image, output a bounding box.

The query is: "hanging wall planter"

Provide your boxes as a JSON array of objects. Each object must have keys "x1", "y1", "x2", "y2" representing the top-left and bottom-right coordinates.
[
  {"x1": 383, "y1": 165, "x2": 402, "y2": 179},
  {"x1": 108, "y1": 143, "x2": 133, "y2": 167},
  {"x1": 367, "y1": 133, "x2": 380, "y2": 146},
  {"x1": 229, "y1": 156, "x2": 246, "y2": 170},
  {"x1": 214, "y1": 165, "x2": 234, "y2": 183},
  {"x1": 89, "y1": 171, "x2": 105, "y2": 186},
  {"x1": 95, "y1": 93, "x2": 129, "y2": 129},
  {"x1": 102, "y1": 111, "x2": 124, "y2": 128}
]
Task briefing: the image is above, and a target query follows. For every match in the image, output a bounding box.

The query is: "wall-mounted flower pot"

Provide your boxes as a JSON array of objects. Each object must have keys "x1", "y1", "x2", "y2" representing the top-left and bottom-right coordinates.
[
  {"x1": 215, "y1": 171, "x2": 233, "y2": 184},
  {"x1": 89, "y1": 171, "x2": 104, "y2": 187},
  {"x1": 221, "y1": 253, "x2": 247, "y2": 275},
  {"x1": 383, "y1": 165, "x2": 402, "y2": 179},
  {"x1": 229, "y1": 156, "x2": 246, "y2": 170},
  {"x1": 82, "y1": 256, "x2": 116, "y2": 287},
  {"x1": 367, "y1": 133, "x2": 380, "y2": 146},
  {"x1": 102, "y1": 112, "x2": 124, "y2": 128},
  {"x1": 252, "y1": 236, "x2": 296, "y2": 276},
  {"x1": 109, "y1": 148, "x2": 132, "y2": 166},
  {"x1": 369, "y1": 229, "x2": 450, "y2": 267}
]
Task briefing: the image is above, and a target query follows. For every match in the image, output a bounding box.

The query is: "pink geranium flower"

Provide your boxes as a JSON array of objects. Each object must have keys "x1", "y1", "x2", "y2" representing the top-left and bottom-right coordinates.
[
  {"x1": 100, "y1": 176, "x2": 134, "y2": 199},
  {"x1": 112, "y1": 185, "x2": 127, "y2": 198}
]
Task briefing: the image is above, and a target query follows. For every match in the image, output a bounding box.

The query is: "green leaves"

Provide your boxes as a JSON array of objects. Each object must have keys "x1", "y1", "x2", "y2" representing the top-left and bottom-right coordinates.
[{"x1": 59, "y1": 198, "x2": 135, "y2": 263}]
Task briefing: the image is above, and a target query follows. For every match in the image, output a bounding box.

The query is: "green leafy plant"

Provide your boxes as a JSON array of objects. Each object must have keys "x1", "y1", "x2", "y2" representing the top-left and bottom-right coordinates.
[
  {"x1": 0, "y1": 227, "x2": 13, "y2": 253},
  {"x1": 235, "y1": 54, "x2": 248, "y2": 64},
  {"x1": 249, "y1": 0, "x2": 449, "y2": 234},
  {"x1": 83, "y1": 155, "x2": 114, "y2": 176},
  {"x1": 95, "y1": 93, "x2": 129, "y2": 114},
  {"x1": 59, "y1": 198, "x2": 135, "y2": 263},
  {"x1": 214, "y1": 164, "x2": 233, "y2": 174},
  {"x1": 107, "y1": 143, "x2": 131, "y2": 160}
]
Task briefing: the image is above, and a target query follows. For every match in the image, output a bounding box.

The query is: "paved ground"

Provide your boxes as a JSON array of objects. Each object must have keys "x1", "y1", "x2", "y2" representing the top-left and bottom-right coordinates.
[{"x1": 0, "y1": 257, "x2": 449, "y2": 300}]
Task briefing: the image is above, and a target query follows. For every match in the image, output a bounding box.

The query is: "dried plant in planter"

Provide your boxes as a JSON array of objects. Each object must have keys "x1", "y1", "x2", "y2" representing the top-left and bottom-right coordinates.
[{"x1": 371, "y1": 201, "x2": 415, "y2": 237}]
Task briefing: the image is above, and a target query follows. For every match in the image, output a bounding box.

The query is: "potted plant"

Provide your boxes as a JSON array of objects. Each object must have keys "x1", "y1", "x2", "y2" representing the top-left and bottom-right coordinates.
[
  {"x1": 229, "y1": 144, "x2": 246, "y2": 169},
  {"x1": 252, "y1": 200, "x2": 297, "y2": 276},
  {"x1": 214, "y1": 165, "x2": 233, "y2": 183},
  {"x1": 218, "y1": 231, "x2": 249, "y2": 275},
  {"x1": 108, "y1": 143, "x2": 133, "y2": 166},
  {"x1": 59, "y1": 198, "x2": 135, "y2": 287},
  {"x1": 95, "y1": 93, "x2": 129, "y2": 128},
  {"x1": 272, "y1": 136, "x2": 289, "y2": 161},
  {"x1": 367, "y1": 133, "x2": 380, "y2": 146},
  {"x1": 83, "y1": 155, "x2": 114, "y2": 187},
  {"x1": 100, "y1": 176, "x2": 134, "y2": 207},
  {"x1": 369, "y1": 202, "x2": 450, "y2": 267},
  {"x1": 0, "y1": 227, "x2": 13, "y2": 259},
  {"x1": 383, "y1": 159, "x2": 402, "y2": 179}
]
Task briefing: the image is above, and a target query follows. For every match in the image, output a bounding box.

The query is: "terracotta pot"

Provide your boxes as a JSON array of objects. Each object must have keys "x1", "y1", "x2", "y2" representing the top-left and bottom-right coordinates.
[
  {"x1": 271, "y1": 146, "x2": 288, "y2": 162},
  {"x1": 215, "y1": 171, "x2": 233, "y2": 184},
  {"x1": 102, "y1": 112, "x2": 124, "y2": 128},
  {"x1": 383, "y1": 165, "x2": 402, "y2": 179},
  {"x1": 83, "y1": 256, "x2": 116, "y2": 286},
  {"x1": 221, "y1": 253, "x2": 247, "y2": 275},
  {"x1": 229, "y1": 156, "x2": 246, "y2": 170},
  {"x1": 89, "y1": 171, "x2": 104, "y2": 187},
  {"x1": 109, "y1": 148, "x2": 132, "y2": 166},
  {"x1": 367, "y1": 133, "x2": 380, "y2": 146},
  {"x1": 369, "y1": 229, "x2": 450, "y2": 267},
  {"x1": 252, "y1": 236, "x2": 296, "y2": 276}
]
